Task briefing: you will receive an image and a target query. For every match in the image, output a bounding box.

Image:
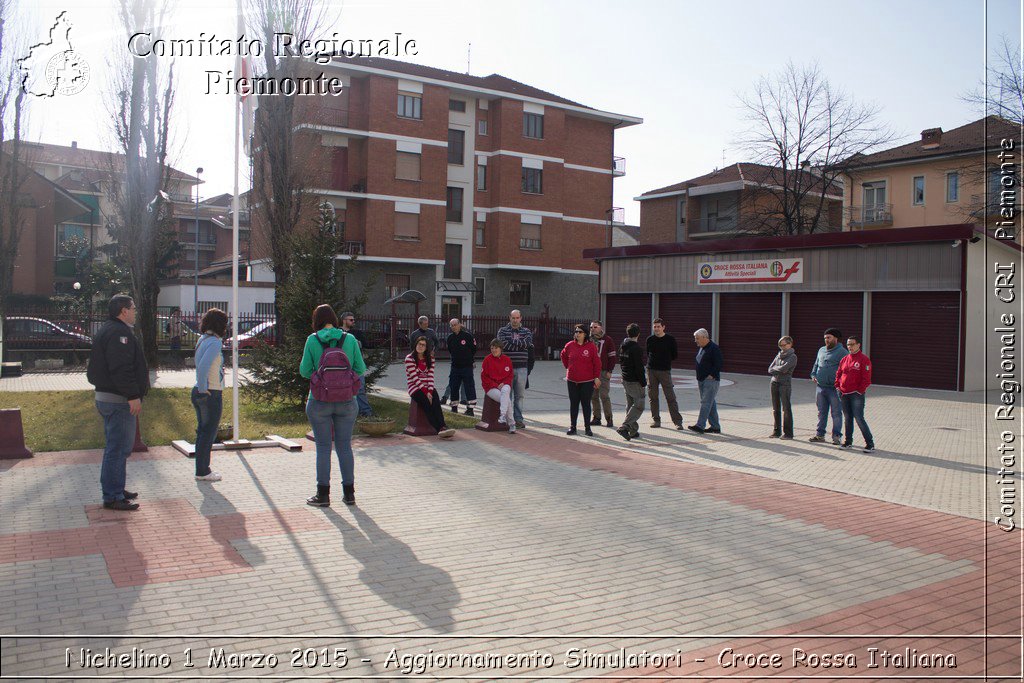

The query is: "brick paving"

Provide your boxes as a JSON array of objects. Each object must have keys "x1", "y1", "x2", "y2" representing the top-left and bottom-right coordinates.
[{"x1": 0, "y1": 364, "x2": 1020, "y2": 680}]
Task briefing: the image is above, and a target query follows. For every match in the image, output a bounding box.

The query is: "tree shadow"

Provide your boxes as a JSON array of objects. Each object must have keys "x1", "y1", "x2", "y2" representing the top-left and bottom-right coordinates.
[{"x1": 323, "y1": 507, "x2": 461, "y2": 634}]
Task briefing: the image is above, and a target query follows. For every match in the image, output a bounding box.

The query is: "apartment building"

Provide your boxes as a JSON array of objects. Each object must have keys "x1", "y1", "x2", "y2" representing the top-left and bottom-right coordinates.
[
  {"x1": 841, "y1": 115, "x2": 1019, "y2": 238},
  {"x1": 267, "y1": 57, "x2": 642, "y2": 319},
  {"x1": 636, "y1": 162, "x2": 843, "y2": 244}
]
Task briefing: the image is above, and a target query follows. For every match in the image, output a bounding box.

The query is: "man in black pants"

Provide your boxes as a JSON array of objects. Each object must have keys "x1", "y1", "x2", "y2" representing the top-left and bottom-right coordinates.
[
  {"x1": 646, "y1": 318, "x2": 684, "y2": 429},
  {"x1": 445, "y1": 318, "x2": 478, "y2": 416},
  {"x1": 617, "y1": 323, "x2": 647, "y2": 441}
]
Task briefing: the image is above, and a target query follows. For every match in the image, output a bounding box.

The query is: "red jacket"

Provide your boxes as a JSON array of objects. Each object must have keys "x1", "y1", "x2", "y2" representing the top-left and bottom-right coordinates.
[
  {"x1": 592, "y1": 333, "x2": 618, "y2": 372},
  {"x1": 836, "y1": 351, "x2": 872, "y2": 394},
  {"x1": 481, "y1": 353, "x2": 514, "y2": 392},
  {"x1": 561, "y1": 340, "x2": 601, "y2": 383}
]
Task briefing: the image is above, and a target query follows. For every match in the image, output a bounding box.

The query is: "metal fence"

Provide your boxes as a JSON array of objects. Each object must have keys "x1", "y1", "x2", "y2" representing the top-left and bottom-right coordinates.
[{"x1": 2, "y1": 308, "x2": 584, "y2": 359}]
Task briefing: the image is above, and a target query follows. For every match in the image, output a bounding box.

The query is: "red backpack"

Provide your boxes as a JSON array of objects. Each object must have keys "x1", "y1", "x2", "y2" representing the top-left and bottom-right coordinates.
[{"x1": 309, "y1": 332, "x2": 361, "y2": 402}]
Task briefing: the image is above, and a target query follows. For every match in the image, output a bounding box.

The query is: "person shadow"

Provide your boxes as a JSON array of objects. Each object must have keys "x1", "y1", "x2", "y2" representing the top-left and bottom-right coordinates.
[
  {"x1": 323, "y1": 507, "x2": 460, "y2": 633},
  {"x1": 197, "y1": 482, "x2": 266, "y2": 570}
]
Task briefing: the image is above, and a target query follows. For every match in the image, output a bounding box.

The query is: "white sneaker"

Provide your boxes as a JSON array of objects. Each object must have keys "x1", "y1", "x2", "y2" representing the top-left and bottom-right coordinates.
[
  {"x1": 508, "y1": 425, "x2": 516, "y2": 434},
  {"x1": 438, "y1": 429, "x2": 455, "y2": 439},
  {"x1": 195, "y1": 472, "x2": 222, "y2": 482}
]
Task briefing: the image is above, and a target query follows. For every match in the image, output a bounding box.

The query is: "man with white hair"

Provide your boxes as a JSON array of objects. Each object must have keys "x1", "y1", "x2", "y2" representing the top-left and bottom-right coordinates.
[
  {"x1": 409, "y1": 315, "x2": 438, "y2": 356},
  {"x1": 689, "y1": 328, "x2": 723, "y2": 434}
]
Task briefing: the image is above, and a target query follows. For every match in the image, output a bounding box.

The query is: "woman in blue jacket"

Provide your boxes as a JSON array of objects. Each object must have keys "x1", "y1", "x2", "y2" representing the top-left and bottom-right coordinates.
[{"x1": 192, "y1": 308, "x2": 228, "y2": 482}]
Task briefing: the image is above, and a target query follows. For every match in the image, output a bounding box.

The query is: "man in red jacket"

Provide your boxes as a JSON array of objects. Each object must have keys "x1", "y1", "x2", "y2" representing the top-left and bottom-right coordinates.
[{"x1": 834, "y1": 335, "x2": 875, "y2": 453}]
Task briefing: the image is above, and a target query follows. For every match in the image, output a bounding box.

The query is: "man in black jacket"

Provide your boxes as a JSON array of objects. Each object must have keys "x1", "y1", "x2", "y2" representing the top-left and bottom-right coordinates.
[
  {"x1": 87, "y1": 294, "x2": 149, "y2": 511},
  {"x1": 445, "y1": 318, "x2": 478, "y2": 416},
  {"x1": 689, "y1": 327, "x2": 723, "y2": 434},
  {"x1": 646, "y1": 318, "x2": 683, "y2": 429},
  {"x1": 617, "y1": 323, "x2": 647, "y2": 441}
]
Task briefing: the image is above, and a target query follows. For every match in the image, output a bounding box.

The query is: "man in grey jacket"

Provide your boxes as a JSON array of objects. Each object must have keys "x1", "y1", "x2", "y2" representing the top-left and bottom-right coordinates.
[
  {"x1": 768, "y1": 336, "x2": 797, "y2": 439},
  {"x1": 809, "y1": 327, "x2": 848, "y2": 444}
]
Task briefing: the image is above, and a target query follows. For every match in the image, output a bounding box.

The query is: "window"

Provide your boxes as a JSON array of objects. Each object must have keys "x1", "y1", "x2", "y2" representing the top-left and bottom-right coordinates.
[
  {"x1": 477, "y1": 163, "x2": 487, "y2": 191},
  {"x1": 397, "y1": 93, "x2": 422, "y2": 119},
  {"x1": 444, "y1": 243, "x2": 462, "y2": 280},
  {"x1": 474, "y1": 277, "x2": 485, "y2": 305},
  {"x1": 863, "y1": 181, "x2": 887, "y2": 222},
  {"x1": 478, "y1": 119, "x2": 488, "y2": 136},
  {"x1": 448, "y1": 99, "x2": 466, "y2": 112},
  {"x1": 385, "y1": 273, "x2": 410, "y2": 300},
  {"x1": 446, "y1": 187, "x2": 464, "y2": 222},
  {"x1": 523, "y1": 112, "x2": 544, "y2": 139},
  {"x1": 912, "y1": 176, "x2": 925, "y2": 205},
  {"x1": 396, "y1": 152, "x2": 421, "y2": 181},
  {"x1": 522, "y1": 167, "x2": 543, "y2": 194},
  {"x1": 255, "y1": 302, "x2": 275, "y2": 316},
  {"x1": 448, "y1": 129, "x2": 465, "y2": 165},
  {"x1": 509, "y1": 280, "x2": 531, "y2": 306},
  {"x1": 441, "y1": 296, "x2": 462, "y2": 320},
  {"x1": 395, "y1": 212, "x2": 419, "y2": 239},
  {"x1": 56, "y1": 223, "x2": 86, "y2": 257},
  {"x1": 198, "y1": 301, "x2": 229, "y2": 312},
  {"x1": 946, "y1": 172, "x2": 959, "y2": 202},
  {"x1": 475, "y1": 220, "x2": 485, "y2": 246},
  {"x1": 520, "y1": 222, "x2": 541, "y2": 250}
]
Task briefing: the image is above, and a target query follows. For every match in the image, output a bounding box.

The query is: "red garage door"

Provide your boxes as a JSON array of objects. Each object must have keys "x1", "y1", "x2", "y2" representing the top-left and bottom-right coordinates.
[
  {"x1": 658, "y1": 293, "x2": 713, "y2": 369},
  {"x1": 870, "y1": 291, "x2": 960, "y2": 390},
  {"x1": 788, "y1": 292, "x2": 864, "y2": 371},
  {"x1": 718, "y1": 292, "x2": 783, "y2": 375},
  {"x1": 604, "y1": 294, "x2": 653, "y2": 345}
]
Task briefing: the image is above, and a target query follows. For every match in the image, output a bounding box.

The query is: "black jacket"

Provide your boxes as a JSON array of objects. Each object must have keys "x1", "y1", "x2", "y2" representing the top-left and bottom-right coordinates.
[
  {"x1": 695, "y1": 340, "x2": 723, "y2": 381},
  {"x1": 87, "y1": 319, "x2": 150, "y2": 400},
  {"x1": 619, "y1": 338, "x2": 647, "y2": 386},
  {"x1": 645, "y1": 333, "x2": 678, "y2": 371},
  {"x1": 446, "y1": 329, "x2": 477, "y2": 367}
]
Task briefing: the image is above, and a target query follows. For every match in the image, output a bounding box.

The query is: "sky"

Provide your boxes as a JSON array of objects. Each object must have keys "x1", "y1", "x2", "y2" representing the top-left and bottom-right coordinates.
[{"x1": 12, "y1": 0, "x2": 1023, "y2": 225}]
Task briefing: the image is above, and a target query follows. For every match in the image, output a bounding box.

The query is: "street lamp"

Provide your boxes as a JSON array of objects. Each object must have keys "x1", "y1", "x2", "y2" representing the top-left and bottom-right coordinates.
[{"x1": 193, "y1": 167, "x2": 203, "y2": 314}]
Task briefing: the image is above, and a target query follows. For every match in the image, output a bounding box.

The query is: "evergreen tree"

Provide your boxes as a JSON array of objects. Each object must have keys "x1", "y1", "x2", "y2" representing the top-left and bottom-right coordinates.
[{"x1": 243, "y1": 203, "x2": 385, "y2": 409}]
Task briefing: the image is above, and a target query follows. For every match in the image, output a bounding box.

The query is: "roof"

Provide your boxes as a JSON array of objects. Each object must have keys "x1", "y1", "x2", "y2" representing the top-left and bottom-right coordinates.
[
  {"x1": 639, "y1": 162, "x2": 839, "y2": 200},
  {"x1": 23, "y1": 141, "x2": 200, "y2": 183},
  {"x1": 583, "y1": 224, "x2": 978, "y2": 260},
  {"x1": 845, "y1": 115, "x2": 1018, "y2": 168},
  {"x1": 336, "y1": 56, "x2": 585, "y2": 107}
]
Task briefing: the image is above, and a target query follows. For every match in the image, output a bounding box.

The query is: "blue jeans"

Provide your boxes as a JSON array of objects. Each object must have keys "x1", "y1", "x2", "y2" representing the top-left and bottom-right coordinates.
[
  {"x1": 305, "y1": 397, "x2": 358, "y2": 487},
  {"x1": 815, "y1": 385, "x2": 843, "y2": 438},
  {"x1": 191, "y1": 387, "x2": 223, "y2": 476},
  {"x1": 96, "y1": 400, "x2": 135, "y2": 503},
  {"x1": 696, "y1": 378, "x2": 720, "y2": 429},
  {"x1": 356, "y1": 381, "x2": 373, "y2": 417},
  {"x1": 512, "y1": 367, "x2": 528, "y2": 423},
  {"x1": 449, "y1": 365, "x2": 477, "y2": 405},
  {"x1": 841, "y1": 392, "x2": 874, "y2": 448}
]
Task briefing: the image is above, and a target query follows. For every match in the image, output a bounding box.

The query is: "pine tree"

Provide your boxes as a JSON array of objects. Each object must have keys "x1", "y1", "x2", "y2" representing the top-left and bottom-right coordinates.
[{"x1": 243, "y1": 203, "x2": 385, "y2": 409}]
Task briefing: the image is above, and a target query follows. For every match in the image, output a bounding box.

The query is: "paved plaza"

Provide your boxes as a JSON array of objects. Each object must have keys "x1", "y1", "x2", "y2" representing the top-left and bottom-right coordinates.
[{"x1": 0, "y1": 362, "x2": 1020, "y2": 680}]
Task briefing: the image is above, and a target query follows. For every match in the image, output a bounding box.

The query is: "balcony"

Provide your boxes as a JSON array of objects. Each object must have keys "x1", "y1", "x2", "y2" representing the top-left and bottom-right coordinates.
[
  {"x1": 845, "y1": 204, "x2": 893, "y2": 228},
  {"x1": 339, "y1": 241, "x2": 364, "y2": 256},
  {"x1": 688, "y1": 216, "x2": 739, "y2": 236},
  {"x1": 519, "y1": 238, "x2": 542, "y2": 250},
  {"x1": 612, "y1": 156, "x2": 626, "y2": 177}
]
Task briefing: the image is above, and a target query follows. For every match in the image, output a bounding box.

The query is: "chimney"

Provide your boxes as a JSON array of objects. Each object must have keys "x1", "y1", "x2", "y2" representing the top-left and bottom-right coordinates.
[
  {"x1": 71, "y1": 141, "x2": 77, "y2": 149},
  {"x1": 920, "y1": 128, "x2": 942, "y2": 149}
]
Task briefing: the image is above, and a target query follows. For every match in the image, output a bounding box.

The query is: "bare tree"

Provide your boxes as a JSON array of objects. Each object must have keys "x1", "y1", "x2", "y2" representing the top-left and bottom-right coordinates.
[
  {"x1": 0, "y1": 0, "x2": 28, "y2": 358},
  {"x1": 247, "y1": 0, "x2": 334, "y2": 345},
  {"x1": 104, "y1": 0, "x2": 176, "y2": 366},
  {"x1": 739, "y1": 61, "x2": 896, "y2": 235},
  {"x1": 963, "y1": 36, "x2": 1023, "y2": 126}
]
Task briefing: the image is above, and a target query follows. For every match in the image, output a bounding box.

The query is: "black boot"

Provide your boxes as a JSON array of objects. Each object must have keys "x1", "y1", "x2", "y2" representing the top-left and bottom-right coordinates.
[
  {"x1": 465, "y1": 406, "x2": 475, "y2": 417},
  {"x1": 342, "y1": 484, "x2": 356, "y2": 506},
  {"x1": 306, "y1": 484, "x2": 330, "y2": 507}
]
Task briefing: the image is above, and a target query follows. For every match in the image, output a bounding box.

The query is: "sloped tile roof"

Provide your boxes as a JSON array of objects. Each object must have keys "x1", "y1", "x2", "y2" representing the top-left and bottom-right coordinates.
[{"x1": 845, "y1": 115, "x2": 1017, "y2": 167}]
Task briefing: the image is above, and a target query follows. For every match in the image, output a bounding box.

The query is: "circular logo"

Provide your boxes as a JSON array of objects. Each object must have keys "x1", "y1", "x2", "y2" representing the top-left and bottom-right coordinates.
[
  {"x1": 460, "y1": 339, "x2": 466, "y2": 345},
  {"x1": 45, "y1": 50, "x2": 90, "y2": 96},
  {"x1": 770, "y1": 261, "x2": 783, "y2": 277},
  {"x1": 699, "y1": 263, "x2": 713, "y2": 279},
  {"x1": 582, "y1": 350, "x2": 590, "y2": 356}
]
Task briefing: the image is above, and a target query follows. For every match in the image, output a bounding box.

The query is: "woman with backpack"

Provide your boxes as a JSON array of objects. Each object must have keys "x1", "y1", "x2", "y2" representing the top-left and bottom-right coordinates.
[
  {"x1": 300, "y1": 304, "x2": 367, "y2": 507},
  {"x1": 405, "y1": 336, "x2": 456, "y2": 438},
  {"x1": 192, "y1": 308, "x2": 228, "y2": 482}
]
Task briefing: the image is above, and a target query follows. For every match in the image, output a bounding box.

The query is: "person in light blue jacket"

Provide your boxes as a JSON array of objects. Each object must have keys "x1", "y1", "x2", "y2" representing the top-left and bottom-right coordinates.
[
  {"x1": 192, "y1": 309, "x2": 228, "y2": 482},
  {"x1": 809, "y1": 327, "x2": 848, "y2": 444}
]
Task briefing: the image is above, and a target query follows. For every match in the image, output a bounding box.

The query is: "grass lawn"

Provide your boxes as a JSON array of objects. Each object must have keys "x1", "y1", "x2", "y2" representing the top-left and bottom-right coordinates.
[{"x1": 0, "y1": 389, "x2": 478, "y2": 453}]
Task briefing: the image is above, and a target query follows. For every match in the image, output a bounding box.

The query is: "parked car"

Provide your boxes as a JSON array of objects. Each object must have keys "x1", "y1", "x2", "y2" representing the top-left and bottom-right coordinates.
[
  {"x1": 2, "y1": 316, "x2": 93, "y2": 349},
  {"x1": 157, "y1": 315, "x2": 200, "y2": 348},
  {"x1": 223, "y1": 320, "x2": 277, "y2": 351}
]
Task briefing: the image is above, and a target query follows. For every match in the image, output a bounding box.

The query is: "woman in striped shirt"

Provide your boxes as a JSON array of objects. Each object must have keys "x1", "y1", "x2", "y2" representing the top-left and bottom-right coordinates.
[{"x1": 406, "y1": 337, "x2": 455, "y2": 438}]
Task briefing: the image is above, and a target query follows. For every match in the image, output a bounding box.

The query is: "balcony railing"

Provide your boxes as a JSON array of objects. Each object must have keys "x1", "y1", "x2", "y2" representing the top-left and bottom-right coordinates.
[
  {"x1": 612, "y1": 156, "x2": 626, "y2": 177},
  {"x1": 845, "y1": 204, "x2": 893, "y2": 228},
  {"x1": 339, "y1": 240, "x2": 363, "y2": 255},
  {"x1": 519, "y1": 238, "x2": 542, "y2": 250},
  {"x1": 689, "y1": 216, "x2": 739, "y2": 235}
]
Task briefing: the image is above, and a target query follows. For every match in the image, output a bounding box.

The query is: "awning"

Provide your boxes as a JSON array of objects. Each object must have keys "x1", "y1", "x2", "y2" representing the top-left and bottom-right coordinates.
[{"x1": 436, "y1": 281, "x2": 479, "y2": 292}]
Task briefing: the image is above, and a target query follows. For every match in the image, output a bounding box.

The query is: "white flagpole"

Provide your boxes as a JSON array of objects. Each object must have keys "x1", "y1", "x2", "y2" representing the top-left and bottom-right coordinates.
[{"x1": 230, "y1": 7, "x2": 243, "y2": 441}]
